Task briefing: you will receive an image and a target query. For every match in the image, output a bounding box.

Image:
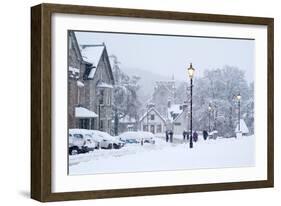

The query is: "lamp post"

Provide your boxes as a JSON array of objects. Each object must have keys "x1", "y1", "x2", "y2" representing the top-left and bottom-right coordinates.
[
  {"x1": 208, "y1": 103, "x2": 212, "y2": 132},
  {"x1": 214, "y1": 104, "x2": 217, "y2": 131},
  {"x1": 236, "y1": 93, "x2": 241, "y2": 132},
  {"x1": 187, "y1": 63, "x2": 195, "y2": 148}
]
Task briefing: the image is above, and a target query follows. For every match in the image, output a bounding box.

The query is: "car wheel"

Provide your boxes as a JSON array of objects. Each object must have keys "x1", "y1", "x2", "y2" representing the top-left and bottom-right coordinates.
[{"x1": 113, "y1": 143, "x2": 120, "y2": 149}]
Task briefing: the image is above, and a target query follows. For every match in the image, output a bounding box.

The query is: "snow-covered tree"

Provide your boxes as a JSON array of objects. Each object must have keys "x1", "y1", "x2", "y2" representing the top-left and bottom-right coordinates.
[
  {"x1": 110, "y1": 55, "x2": 141, "y2": 135},
  {"x1": 189, "y1": 66, "x2": 254, "y2": 137}
]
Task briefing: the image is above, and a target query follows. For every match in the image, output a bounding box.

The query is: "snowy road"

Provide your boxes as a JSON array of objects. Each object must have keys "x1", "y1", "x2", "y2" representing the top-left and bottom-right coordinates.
[{"x1": 69, "y1": 135, "x2": 255, "y2": 175}]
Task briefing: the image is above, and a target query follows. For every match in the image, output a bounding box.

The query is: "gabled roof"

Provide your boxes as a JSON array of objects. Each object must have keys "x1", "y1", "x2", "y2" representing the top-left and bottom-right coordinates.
[
  {"x1": 167, "y1": 104, "x2": 182, "y2": 121},
  {"x1": 173, "y1": 107, "x2": 188, "y2": 122},
  {"x1": 80, "y1": 45, "x2": 105, "y2": 68},
  {"x1": 139, "y1": 107, "x2": 166, "y2": 123},
  {"x1": 78, "y1": 43, "x2": 114, "y2": 83}
]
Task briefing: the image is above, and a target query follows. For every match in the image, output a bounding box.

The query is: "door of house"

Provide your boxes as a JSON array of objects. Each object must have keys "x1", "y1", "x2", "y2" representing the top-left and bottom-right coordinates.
[{"x1": 150, "y1": 125, "x2": 155, "y2": 134}]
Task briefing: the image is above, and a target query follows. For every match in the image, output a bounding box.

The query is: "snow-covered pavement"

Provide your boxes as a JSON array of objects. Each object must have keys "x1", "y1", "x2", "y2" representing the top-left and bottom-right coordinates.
[{"x1": 69, "y1": 135, "x2": 255, "y2": 175}]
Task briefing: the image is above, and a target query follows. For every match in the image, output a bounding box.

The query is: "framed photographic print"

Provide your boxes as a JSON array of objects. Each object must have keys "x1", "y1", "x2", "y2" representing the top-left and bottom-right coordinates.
[{"x1": 31, "y1": 3, "x2": 274, "y2": 202}]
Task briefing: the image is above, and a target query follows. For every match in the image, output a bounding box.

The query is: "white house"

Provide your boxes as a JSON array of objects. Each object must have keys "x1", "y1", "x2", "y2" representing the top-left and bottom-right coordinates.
[
  {"x1": 139, "y1": 107, "x2": 166, "y2": 134},
  {"x1": 166, "y1": 103, "x2": 189, "y2": 135},
  {"x1": 172, "y1": 108, "x2": 189, "y2": 135},
  {"x1": 235, "y1": 119, "x2": 249, "y2": 135}
]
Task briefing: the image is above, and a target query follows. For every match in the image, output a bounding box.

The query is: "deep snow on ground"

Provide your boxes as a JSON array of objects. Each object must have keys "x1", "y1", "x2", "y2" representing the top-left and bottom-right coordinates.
[{"x1": 69, "y1": 135, "x2": 255, "y2": 175}]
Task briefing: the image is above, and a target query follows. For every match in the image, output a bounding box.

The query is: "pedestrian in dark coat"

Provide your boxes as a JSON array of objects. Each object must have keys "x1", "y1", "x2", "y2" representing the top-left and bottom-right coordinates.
[
  {"x1": 169, "y1": 130, "x2": 173, "y2": 143},
  {"x1": 193, "y1": 131, "x2": 198, "y2": 142},
  {"x1": 165, "y1": 130, "x2": 169, "y2": 142},
  {"x1": 203, "y1": 130, "x2": 208, "y2": 140},
  {"x1": 183, "y1": 130, "x2": 188, "y2": 142}
]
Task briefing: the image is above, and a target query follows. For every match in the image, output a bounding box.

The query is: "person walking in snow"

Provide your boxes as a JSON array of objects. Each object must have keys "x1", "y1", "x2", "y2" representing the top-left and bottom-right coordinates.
[
  {"x1": 183, "y1": 130, "x2": 188, "y2": 143},
  {"x1": 203, "y1": 130, "x2": 208, "y2": 140},
  {"x1": 193, "y1": 131, "x2": 198, "y2": 142},
  {"x1": 169, "y1": 130, "x2": 173, "y2": 143},
  {"x1": 165, "y1": 130, "x2": 169, "y2": 142}
]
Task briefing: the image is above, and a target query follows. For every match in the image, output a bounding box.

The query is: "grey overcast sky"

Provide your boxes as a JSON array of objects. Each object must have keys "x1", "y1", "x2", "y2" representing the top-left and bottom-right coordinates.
[{"x1": 75, "y1": 31, "x2": 255, "y2": 83}]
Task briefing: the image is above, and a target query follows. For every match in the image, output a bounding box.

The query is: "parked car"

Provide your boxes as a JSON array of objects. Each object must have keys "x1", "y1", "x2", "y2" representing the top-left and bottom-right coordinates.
[
  {"x1": 68, "y1": 133, "x2": 88, "y2": 155},
  {"x1": 119, "y1": 131, "x2": 156, "y2": 145},
  {"x1": 68, "y1": 129, "x2": 97, "y2": 155},
  {"x1": 100, "y1": 139, "x2": 122, "y2": 149},
  {"x1": 89, "y1": 130, "x2": 124, "y2": 149},
  {"x1": 121, "y1": 138, "x2": 139, "y2": 144},
  {"x1": 143, "y1": 137, "x2": 155, "y2": 144},
  {"x1": 84, "y1": 134, "x2": 98, "y2": 151}
]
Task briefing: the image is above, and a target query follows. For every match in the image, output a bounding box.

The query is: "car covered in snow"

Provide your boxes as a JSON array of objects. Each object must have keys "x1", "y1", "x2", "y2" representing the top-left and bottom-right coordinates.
[
  {"x1": 88, "y1": 130, "x2": 124, "y2": 149},
  {"x1": 119, "y1": 138, "x2": 139, "y2": 144},
  {"x1": 119, "y1": 131, "x2": 156, "y2": 145},
  {"x1": 68, "y1": 129, "x2": 97, "y2": 155}
]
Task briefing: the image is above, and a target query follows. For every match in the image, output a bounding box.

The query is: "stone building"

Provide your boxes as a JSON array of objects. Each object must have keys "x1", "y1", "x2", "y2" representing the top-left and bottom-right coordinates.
[
  {"x1": 68, "y1": 31, "x2": 114, "y2": 134},
  {"x1": 68, "y1": 31, "x2": 95, "y2": 129},
  {"x1": 151, "y1": 78, "x2": 176, "y2": 117}
]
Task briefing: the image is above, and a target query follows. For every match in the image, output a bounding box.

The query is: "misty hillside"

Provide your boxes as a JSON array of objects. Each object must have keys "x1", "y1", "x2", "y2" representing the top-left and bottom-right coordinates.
[{"x1": 122, "y1": 66, "x2": 176, "y2": 102}]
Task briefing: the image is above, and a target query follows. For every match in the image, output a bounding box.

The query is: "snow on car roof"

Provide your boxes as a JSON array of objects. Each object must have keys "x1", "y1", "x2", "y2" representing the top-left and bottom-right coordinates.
[{"x1": 119, "y1": 131, "x2": 155, "y2": 140}]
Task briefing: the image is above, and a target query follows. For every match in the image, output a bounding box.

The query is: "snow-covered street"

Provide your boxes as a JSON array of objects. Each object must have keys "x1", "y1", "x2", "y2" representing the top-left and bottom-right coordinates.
[{"x1": 69, "y1": 135, "x2": 255, "y2": 175}]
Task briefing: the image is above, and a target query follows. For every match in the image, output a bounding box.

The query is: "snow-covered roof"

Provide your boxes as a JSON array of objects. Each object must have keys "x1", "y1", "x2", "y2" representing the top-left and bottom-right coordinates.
[
  {"x1": 76, "y1": 80, "x2": 84, "y2": 87},
  {"x1": 167, "y1": 104, "x2": 183, "y2": 121},
  {"x1": 88, "y1": 67, "x2": 97, "y2": 79},
  {"x1": 139, "y1": 107, "x2": 166, "y2": 123},
  {"x1": 173, "y1": 107, "x2": 188, "y2": 122},
  {"x1": 80, "y1": 46, "x2": 104, "y2": 67},
  {"x1": 96, "y1": 81, "x2": 113, "y2": 89},
  {"x1": 235, "y1": 119, "x2": 249, "y2": 133},
  {"x1": 75, "y1": 107, "x2": 98, "y2": 118}
]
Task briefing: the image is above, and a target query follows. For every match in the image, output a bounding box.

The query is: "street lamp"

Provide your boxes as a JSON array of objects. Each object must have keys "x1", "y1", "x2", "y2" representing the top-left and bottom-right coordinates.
[
  {"x1": 208, "y1": 103, "x2": 212, "y2": 132},
  {"x1": 236, "y1": 93, "x2": 241, "y2": 132},
  {"x1": 187, "y1": 63, "x2": 195, "y2": 148}
]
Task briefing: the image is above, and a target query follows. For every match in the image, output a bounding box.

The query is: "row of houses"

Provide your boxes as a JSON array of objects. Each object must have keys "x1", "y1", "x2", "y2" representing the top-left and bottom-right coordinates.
[{"x1": 68, "y1": 31, "x2": 114, "y2": 134}]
